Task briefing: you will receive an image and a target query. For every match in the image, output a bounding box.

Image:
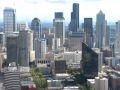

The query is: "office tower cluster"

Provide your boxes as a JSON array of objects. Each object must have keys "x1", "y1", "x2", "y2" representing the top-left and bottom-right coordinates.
[
  {"x1": 67, "y1": 3, "x2": 94, "y2": 51},
  {"x1": 31, "y1": 17, "x2": 47, "y2": 62},
  {"x1": 0, "y1": 2, "x2": 119, "y2": 90},
  {"x1": 7, "y1": 30, "x2": 34, "y2": 67}
]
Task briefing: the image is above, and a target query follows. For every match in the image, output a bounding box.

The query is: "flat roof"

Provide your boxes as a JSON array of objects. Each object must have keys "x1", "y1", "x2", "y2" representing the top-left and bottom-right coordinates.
[
  {"x1": 63, "y1": 86, "x2": 79, "y2": 90},
  {"x1": 56, "y1": 73, "x2": 70, "y2": 77}
]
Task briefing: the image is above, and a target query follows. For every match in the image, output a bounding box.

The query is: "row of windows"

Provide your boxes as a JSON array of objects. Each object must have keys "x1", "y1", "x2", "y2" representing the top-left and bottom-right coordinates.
[{"x1": 37, "y1": 60, "x2": 50, "y2": 64}]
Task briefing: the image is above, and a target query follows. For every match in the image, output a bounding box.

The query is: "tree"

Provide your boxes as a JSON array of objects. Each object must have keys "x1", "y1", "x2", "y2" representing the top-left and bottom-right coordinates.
[{"x1": 41, "y1": 78, "x2": 47, "y2": 88}]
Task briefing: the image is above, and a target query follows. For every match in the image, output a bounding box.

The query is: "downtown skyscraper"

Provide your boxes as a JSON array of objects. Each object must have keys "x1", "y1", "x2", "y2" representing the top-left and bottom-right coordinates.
[
  {"x1": 69, "y1": 3, "x2": 79, "y2": 32},
  {"x1": 53, "y1": 12, "x2": 65, "y2": 47},
  {"x1": 115, "y1": 21, "x2": 120, "y2": 53},
  {"x1": 84, "y1": 18, "x2": 93, "y2": 48},
  {"x1": 31, "y1": 18, "x2": 42, "y2": 39},
  {"x1": 18, "y1": 30, "x2": 34, "y2": 67},
  {"x1": 4, "y1": 7, "x2": 16, "y2": 38},
  {"x1": 95, "y1": 10, "x2": 106, "y2": 48}
]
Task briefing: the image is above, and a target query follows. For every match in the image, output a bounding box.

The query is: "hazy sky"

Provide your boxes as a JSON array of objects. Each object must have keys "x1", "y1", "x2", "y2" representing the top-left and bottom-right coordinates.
[{"x1": 0, "y1": 0, "x2": 120, "y2": 23}]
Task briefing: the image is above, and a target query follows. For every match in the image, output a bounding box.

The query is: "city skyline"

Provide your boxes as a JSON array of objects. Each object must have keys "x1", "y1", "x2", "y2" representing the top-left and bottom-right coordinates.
[{"x1": 0, "y1": 0, "x2": 120, "y2": 23}]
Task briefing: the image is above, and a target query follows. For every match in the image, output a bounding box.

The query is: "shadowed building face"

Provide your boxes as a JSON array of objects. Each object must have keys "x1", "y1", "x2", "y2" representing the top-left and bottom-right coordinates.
[{"x1": 81, "y1": 42, "x2": 98, "y2": 78}]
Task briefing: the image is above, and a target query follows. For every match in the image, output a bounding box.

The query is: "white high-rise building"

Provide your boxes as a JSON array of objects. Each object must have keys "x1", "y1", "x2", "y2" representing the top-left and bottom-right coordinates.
[
  {"x1": 4, "y1": 7, "x2": 16, "y2": 37},
  {"x1": 52, "y1": 38, "x2": 60, "y2": 51},
  {"x1": 96, "y1": 10, "x2": 106, "y2": 48},
  {"x1": 95, "y1": 77, "x2": 108, "y2": 90},
  {"x1": 40, "y1": 39, "x2": 47, "y2": 59},
  {"x1": 115, "y1": 21, "x2": 120, "y2": 53}
]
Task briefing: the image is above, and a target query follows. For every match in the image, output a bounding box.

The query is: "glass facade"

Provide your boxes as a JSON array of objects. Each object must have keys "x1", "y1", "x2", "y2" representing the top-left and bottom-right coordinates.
[
  {"x1": 4, "y1": 7, "x2": 16, "y2": 37},
  {"x1": 81, "y1": 42, "x2": 98, "y2": 78}
]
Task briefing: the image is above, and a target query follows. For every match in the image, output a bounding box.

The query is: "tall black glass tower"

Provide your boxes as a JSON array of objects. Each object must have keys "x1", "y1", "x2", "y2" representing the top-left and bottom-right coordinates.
[
  {"x1": 84, "y1": 18, "x2": 93, "y2": 47},
  {"x1": 69, "y1": 3, "x2": 79, "y2": 32},
  {"x1": 81, "y1": 42, "x2": 98, "y2": 78}
]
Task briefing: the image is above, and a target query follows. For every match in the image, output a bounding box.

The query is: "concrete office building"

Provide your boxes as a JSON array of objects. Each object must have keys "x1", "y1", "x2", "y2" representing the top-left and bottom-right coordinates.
[
  {"x1": 18, "y1": 29, "x2": 33, "y2": 67},
  {"x1": 4, "y1": 65, "x2": 21, "y2": 90},
  {"x1": 54, "y1": 60, "x2": 67, "y2": 74},
  {"x1": 109, "y1": 74, "x2": 120, "y2": 90},
  {"x1": 103, "y1": 22, "x2": 110, "y2": 47},
  {"x1": 31, "y1": 18, "x2": 42, "y2": 39},
  {"x1": 68, "y1": 32, "x2": 85, "y2": 51},
  {"x1": 0, "y1": 83, "x2": 5, "y2": 90},
  {"x1": 45, "y1": 31, "x2": 54, "y2": 51},
  {"x1": 7, "y1": 36, "x2": 19, "y2": 65},
  {"x1": 0, "y1": 32, "x2": 5, "y2": 47},
  {"x1": 84, "y1": 18, "x2": 93, "y2": 48},
  {"x1": 40, "y1": 39, "x2": 47, "y2": 59},
  {"x1": 17, "y1": 22, "x2": 29, "y2": 31},
  {"x1": 98, "y1": 52, "x2": 103, "y2": 72},
  {"x1": 53, "y1": 12, "x2": 65, "y2": 46},
  {"x1": 96, "y1": 10, "x2": 106, "y2": 48},
  {"x1": 52, "y1": 38, "x2": 60, "y2": 51},
  {"x1": 4, "y1": 7, "x2": 16, "y2": 38},
  {"x1": 33, "y1": 38, "x2": 41, "y2": 59},
  {"x1": 63, "y1": 51, "x2": 81, "y2": 69},
  {"x1": 95, "y1": 77, "x2": 108, "y2": 90},
  {"x1": 34, "y1": 38, "x2": 47, "y2": 59},
  {"x1": 115, "y1": 21, "x2": 120, "y2": 53},
  {"x1": 69, "y1": 3, "x2": 79, "y2": 32}
]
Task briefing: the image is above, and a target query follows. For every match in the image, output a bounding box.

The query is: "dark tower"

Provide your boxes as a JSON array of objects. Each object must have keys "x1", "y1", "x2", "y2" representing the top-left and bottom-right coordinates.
[
  {"x1": 84, "y1": 18, "x2": 93, "y2": 47},
  {"x1": 69, "y1": 3, "x2": 79, "y2": 32},
  {"x1": 7, "y1": 36, "x2": 18, "y2": 65},
  {"x1": 31, "y1": 18, "x2": 42, "y2": 39},
  {"x1": 81, "y1": 42, "x2": 98, "y2": 78}
]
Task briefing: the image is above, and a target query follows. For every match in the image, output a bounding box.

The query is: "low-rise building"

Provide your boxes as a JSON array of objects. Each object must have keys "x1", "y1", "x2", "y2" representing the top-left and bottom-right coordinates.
[
  {"x1": 63, "y1": 86, "x2": 79, "y2": 90},
  {"x1": 63, "y1": 51, "x2": 81, "y2": 69},
  {"x1": 4, "y1": 65, "x2": 21, "y2": 90},
  {"x1": 95, "y1": 77, "x2": 108, "y2": 90},
  {"x1": 47, "y1": 80, "x2": 63, "y2": 90},
  {"x1": 109, "y1": 74, "x2": 120, "y2": 90}
]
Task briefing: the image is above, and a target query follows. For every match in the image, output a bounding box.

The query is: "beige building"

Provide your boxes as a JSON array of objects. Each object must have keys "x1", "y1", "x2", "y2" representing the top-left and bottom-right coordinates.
[
  {"x1": 68, "y1": 32, "x2": 85, "y2": 51},
  {"x1": 18, "y1": 29, "x2": 33, "y2": 67},
  {"x1": 95, "y1": 77, "x2": 108, "y2": 90}
]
